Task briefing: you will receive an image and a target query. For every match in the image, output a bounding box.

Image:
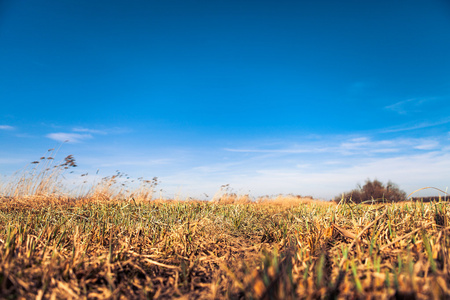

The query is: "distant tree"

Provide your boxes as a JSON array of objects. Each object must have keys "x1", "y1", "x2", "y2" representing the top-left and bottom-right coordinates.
[
  {"x1": 334, "y1": 179, "x2": 407, "y2": 204},
  {"x1": 384, "y1": 180, "x2": 408, "y2": 202}
]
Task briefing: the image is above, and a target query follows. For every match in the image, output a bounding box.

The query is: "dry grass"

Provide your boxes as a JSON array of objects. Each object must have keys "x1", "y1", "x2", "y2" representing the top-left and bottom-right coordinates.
[{"x1": 1, "y1": 157, "x2": 450, "y2": 299}]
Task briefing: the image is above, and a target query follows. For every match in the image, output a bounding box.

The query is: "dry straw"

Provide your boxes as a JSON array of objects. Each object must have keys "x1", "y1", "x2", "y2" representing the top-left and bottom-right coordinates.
[{"x1": 1, "y1": 154, "x2": 449, "y2": 298}]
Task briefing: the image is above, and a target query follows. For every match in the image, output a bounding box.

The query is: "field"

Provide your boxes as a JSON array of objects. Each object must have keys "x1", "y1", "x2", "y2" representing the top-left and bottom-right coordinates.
[
  {"x1": 1, "y1": 156, "x2": 449, "y2": 299},
  {"x1": 1, "y1": 194, "x2": 449, "y2": 299}
]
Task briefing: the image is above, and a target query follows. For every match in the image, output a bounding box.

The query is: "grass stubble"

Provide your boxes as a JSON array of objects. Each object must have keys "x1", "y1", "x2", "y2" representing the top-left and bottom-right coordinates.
[{"x1": 0, "y1": 154, "x2": 450, "y2": 299}]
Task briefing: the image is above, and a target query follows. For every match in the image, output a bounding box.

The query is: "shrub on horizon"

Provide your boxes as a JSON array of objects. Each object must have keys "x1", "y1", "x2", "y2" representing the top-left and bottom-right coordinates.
[{"x1": 334, "y1": 179, "x2": 407, "y2": 204}]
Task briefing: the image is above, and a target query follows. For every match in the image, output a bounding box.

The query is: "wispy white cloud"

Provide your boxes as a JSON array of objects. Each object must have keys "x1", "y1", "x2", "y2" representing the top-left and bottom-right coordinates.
[
  {"x1": 384, "y1": 97, "x2": 437, "y2": 115},
  {"x1": 225, "y1": 136, "x2": 438, "y2": 157},
  {"x1": 295, "y1": 164, "x2": 311, "y2": 169},
  {"x1": 46, "y1": 132, "x2": 93, "y2": 143},
  {"x1": 413, "y1": 140, "x2": 440, "y2": 150},
  {"x1": 337, "y1": 137, "x2": 443, "y2": 154},
  {"x1": 371, "y1": 148, "x2": 400, "y2": 153},
  {"x1": 224, "y1": 147, "x2": 324, "y2": 154},
  {"x1": 45, "y1": 126, "x2": 114, "y2": 143},
  {"x1": 338, "y1": 137, "x2": 396, "y2": 154},
  {"x1": 98, "y1": 158, "x2": 174, "y2": 168},
  {"x1": 385, "y1": 98, "x2": 419, "y2": 115},
  {"x1": 382, "y1": 118, "x2": 450, "y2": 133},
  {"x1": 0, "y1": 125, "x2": 15, "y2": 130},
  {"x1": 72, "y1": 127, "x2": 107, "y2": 134}
]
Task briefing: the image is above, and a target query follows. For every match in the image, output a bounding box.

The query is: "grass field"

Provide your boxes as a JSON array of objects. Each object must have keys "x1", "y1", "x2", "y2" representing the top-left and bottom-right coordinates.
[
  {"x1": 1, "y1": 195, "x2": 449, "y2": 299},
  {"x1": 1, "y1": 155, "x2": 449, "y2": 299}
]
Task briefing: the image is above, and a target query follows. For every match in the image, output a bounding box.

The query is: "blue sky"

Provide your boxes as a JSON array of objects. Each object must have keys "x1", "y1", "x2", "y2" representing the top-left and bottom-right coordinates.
[{"x1": 1, "y1": 0, "x2": 450, "y2": 199}]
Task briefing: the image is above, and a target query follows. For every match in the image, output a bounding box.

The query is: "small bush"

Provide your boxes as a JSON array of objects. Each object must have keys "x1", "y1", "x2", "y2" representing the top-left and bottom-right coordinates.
[{"x1": 335, "y1": 179, "x2": 407, "y2": 203}]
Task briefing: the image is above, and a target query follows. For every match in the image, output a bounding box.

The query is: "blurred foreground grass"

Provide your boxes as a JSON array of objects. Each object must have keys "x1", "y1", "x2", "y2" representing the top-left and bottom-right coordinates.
[{"x1": 1, "y1": 195, "x2": 449, "y2": 299}]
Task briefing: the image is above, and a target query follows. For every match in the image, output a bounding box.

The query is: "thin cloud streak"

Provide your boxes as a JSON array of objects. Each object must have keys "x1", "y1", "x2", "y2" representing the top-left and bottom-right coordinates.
[
  {"x1": 384, "y1": 98, "x2": 419, "y2": 115},
  {"x1": 381, "y1": 118, "x2": 450, "y2": 133},
  {"x1": 380, "y1": 118, "x2": 450, "y2": 133},
  {"x1": 384, "y1": 97, "x2": 439, "y2": 115},
  {"x1": 45, "y1": 126, "x2": 119, "y2": 143},
  {"x1": 0, "y1": 125, "x2": 15, "y2": 130},
  {"x1": 46, "y1": 132, "x2": 93, "y2": 143},
  {"x1": 224, "y1": 148, "x2": 325, "y2": 154},
  {"x1": 98, "y1": 158, "x2": 174, "y2": 168},
  {"x1": 72, "y1": 127, "x2": 107, "y2": 134},
  {"x1": 225, "y1": 136, "x2": 443, "y2": 157}
]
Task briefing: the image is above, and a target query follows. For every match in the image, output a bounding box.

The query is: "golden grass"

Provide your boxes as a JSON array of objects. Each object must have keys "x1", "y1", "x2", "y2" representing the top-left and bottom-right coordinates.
[
  {"x1": 1, "y1": 156, "x2": 450, "y2": 299},
  {"x1": 1, "y1": 195, "x2": 450, "y2": 299}
]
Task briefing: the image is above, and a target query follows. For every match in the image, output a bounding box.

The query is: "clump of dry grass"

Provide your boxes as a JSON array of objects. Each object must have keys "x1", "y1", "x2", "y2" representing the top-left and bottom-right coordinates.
[
  {"x1": 2, "y1": 148, "x2": 77, "y2": 199},
  {"x1": 1, "y1": 156, "x2": 450, "y2": 299},
  {"x1": 84, "y1": 173, "x2": 159, "y2": 203},
  {"x1": 212, "y1": 193, "x2": 252, "y2": 204},
  {"x1": 256, "y1": 194, "x2": 331, "y2": 207}
]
